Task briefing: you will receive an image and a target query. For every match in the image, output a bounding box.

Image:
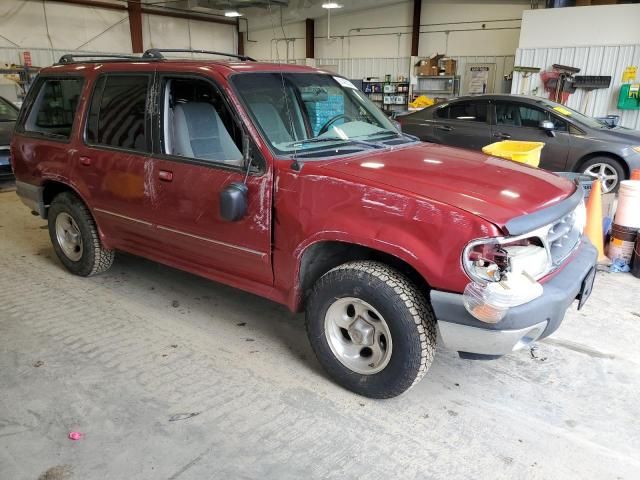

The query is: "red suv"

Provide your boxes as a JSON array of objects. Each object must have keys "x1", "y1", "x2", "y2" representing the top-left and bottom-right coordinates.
[{"x1": 11, "y1": 50, "x2": 597, "y2": 398}]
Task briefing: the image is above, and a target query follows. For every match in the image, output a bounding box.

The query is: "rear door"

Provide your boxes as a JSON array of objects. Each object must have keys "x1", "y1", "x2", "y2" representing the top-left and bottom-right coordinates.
[
  {"x1": 75, "y1": 72, "x2": 156, "y2": 251},
  {"x1": 490, "y1": 101, "x2": 570, "y2": 171},
  {"x1": 145, "y1": 72, "x2": 273, "y2": 285},
  {"x1": 430, "y1": 100, "x2": 492, "y2": 150}
]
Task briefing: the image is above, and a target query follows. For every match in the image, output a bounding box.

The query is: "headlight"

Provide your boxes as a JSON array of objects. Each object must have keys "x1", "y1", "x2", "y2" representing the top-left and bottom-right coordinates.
[
  {"x1": 632, "y1": 146, "x2": 640, "y2": 154},
  {"x1": 462, "y1": 236, "x2": 550, "y2": 284}
]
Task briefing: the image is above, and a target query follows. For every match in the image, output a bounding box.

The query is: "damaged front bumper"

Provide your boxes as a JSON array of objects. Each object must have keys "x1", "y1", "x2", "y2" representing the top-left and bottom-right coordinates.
[{"x1": 431, "y1": 239, "x2": 598, "y2": 357}]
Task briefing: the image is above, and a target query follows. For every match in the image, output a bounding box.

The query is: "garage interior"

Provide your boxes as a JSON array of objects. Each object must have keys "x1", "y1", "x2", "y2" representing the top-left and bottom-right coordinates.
[{"x1": 1, "y1": 1, "x2": 640, "y2": 479}]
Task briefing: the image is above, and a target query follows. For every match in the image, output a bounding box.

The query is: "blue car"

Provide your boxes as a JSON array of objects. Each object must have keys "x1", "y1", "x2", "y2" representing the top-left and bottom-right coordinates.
[{"x1": 0, "y1": 96, "x2": 19, "y2": 181}]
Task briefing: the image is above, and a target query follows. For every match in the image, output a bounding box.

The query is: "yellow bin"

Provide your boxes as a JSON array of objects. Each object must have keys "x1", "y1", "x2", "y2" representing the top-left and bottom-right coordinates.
[{"x1": 482, "y1": 140, "x2": 545, "y2": 167}]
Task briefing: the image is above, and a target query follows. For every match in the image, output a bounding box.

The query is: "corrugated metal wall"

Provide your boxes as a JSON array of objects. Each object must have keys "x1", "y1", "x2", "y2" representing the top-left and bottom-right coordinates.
[
  {"x1": 314, "y1": 57, "x2": 412, "y2": 81},
  {"x1": 513, "y1": 44, "x2": 640, "y2": 129},
  {"x1": 281, "y1": 55, "x2": 515, "y2": 93}
]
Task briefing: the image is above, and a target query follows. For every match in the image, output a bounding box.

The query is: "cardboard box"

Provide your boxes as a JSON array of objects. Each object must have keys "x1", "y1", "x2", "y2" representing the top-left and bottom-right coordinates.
[
  {"x1": 442, "y1": 58, "x2": 457, "y2": 75},
  {"x1": 416, "y1": 54, "x2": 443, "y2": 76}
]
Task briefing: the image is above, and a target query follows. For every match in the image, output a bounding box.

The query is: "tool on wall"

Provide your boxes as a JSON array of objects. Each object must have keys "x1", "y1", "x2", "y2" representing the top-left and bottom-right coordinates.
[
  {"x1": 540, "y1": 64, "x2": 580, "y2": 104},
  {"x1": 573, "y1": 75, "x2": 612, "y2": 113},
  {"x1": 512, "y1": 66, "x2": 541, "y2": 95}
]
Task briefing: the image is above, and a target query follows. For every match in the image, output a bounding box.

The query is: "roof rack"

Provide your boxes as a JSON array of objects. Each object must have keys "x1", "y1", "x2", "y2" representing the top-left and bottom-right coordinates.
[
  {"x1": 142, "y1": 48, "x2": 256, "y2": 62},
  {"x1": 57, "y1": 53, "x2": 142, "y2": 64}
]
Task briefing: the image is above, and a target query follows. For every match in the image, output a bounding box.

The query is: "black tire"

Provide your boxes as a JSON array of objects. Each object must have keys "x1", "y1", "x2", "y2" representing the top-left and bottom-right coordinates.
[
  {"x1": 579, "y1": 156, "x2": 626, "y2": 193},
  {"x1": 48, "y1": 191, "x2": 114, "y2": 276},
  {"x1": 306, "y1": 261, "x2": 437, "y2": 399}
]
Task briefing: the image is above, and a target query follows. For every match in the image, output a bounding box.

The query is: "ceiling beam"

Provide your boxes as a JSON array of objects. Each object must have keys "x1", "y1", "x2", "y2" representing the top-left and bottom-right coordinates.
[{"x1": 46, "y1": 0, "x2": 237, "y2": 26}]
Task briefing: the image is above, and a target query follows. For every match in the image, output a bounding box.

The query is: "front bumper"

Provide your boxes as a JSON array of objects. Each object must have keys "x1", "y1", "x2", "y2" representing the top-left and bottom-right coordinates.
[{"x1": 431, "y1": 239, "x2": 598, "y2": 356}]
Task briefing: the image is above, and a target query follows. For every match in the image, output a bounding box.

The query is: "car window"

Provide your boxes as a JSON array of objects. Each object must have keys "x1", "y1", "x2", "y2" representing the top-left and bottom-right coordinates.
[
  {"x1": 86, "y1": 75, "x2": 150, "y2": 152},
  {"x1": 161, "y1": 77, "x2": 243, "y2": 167},
  {"x1": 549, "y1": 115, "x2": 568, "y2": 132},
  {"x1": 24, "y1": 78, "x2": 83, "y2": 139},
  {"x1": 447, "y1": 102, "x2": 487, "y2": 122},
  {"x1": 0, "y1": 97, "x2": 18, "y2": 122},
  {"x1": 231, "y1": 72, "x2": 398, "y2": 157},
  {"x1": 496, "y1": 102, "x2": 568, "y2": 132},
  {"x1": 435, "y1": 106, "x2": 449, "y2": 119}
]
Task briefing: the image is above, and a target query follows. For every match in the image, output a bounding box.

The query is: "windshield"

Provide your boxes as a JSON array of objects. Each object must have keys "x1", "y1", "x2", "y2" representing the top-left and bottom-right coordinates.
[
  {"x1": 0, "y1": 97, "x2": 18, "y2": 122},
  {"x1": 231, "y1": 73, "x2": 401, "y2": 156},
  {"x1": 535, "y1": 99, "x2": 609, "y2": 129}
]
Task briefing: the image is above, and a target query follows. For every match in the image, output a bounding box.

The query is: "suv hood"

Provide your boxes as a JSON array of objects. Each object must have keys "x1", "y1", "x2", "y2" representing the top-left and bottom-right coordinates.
[{"x1": 320, "y1": 143, "x2": 575, "y2": 231}]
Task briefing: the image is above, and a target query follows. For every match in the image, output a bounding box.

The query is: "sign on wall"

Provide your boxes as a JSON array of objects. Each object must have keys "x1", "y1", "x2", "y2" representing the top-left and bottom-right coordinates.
[{"x1": 464, "y1": 63, "x2": 496, "y2": 95}]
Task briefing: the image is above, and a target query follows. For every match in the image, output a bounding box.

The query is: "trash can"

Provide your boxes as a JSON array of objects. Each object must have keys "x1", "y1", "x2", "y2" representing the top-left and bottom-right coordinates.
[{"x1": 482, "y1": 141, "x2": 545, "y2": 167}]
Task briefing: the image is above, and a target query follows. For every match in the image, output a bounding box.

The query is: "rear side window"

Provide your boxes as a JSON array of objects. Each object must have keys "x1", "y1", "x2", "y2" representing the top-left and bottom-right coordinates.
[
  {"x1": 438, "y1": 102, "x2": 487, "y2": 123},
  {"x1": 86, "y1": 75, "x2": 150, "y2": 152},
  {"x1": 24, "y1": 78, "x2": 83, "y2": 140}
]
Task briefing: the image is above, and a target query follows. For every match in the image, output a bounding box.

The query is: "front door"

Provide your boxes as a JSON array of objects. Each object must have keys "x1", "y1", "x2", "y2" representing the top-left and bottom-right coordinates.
[
  {"x1": 146, "y1": 73, "x2": 273, "y2": 285},
  {"x1": 431, "y1": 100, "x2": 492, "y2": 150},
  {"x1": 490, "y1": 101, "x2": 570, "y2": 171}
]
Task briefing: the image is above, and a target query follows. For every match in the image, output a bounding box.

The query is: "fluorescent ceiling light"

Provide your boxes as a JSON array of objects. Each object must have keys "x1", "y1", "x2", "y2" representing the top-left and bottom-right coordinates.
[
  {"x1": 225, "y1": 10, "x2": 242, "y2": 17},
  {"x1": 322, "y1": 2, "x2": 343, "y2": 8}
]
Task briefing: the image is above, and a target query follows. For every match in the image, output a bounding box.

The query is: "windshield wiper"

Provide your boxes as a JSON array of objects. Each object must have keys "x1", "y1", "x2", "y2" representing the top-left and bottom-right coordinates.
[{"x1": 290, "y1": 137, "x2": 385, "y2": 150}]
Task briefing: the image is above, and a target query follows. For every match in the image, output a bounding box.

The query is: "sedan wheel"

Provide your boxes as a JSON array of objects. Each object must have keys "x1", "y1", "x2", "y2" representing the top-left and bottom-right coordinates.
[{"x1": 583, "y1": 162, "x2": 619, "y2": 193}]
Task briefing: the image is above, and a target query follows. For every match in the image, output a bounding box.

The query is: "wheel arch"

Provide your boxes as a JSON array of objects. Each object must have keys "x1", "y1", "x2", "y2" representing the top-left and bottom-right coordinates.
[
  {"x1": 574, "y1": 151, "x2": 629, "y2": 179},
  {"x1": 294, "y1": 239, "x2": 432, "y2": 312},
  {"x1": 41, "y1": 180, "x2": 111, "y2": 249}
]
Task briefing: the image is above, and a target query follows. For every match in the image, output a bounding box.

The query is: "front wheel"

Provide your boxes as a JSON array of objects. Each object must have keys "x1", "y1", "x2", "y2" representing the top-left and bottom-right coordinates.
[
  {"x1": 580, "y1": 157, "x2": 625, "y2": 193},
  {"x1": 306, "y1": 261, "x2": 437, "y2": 398}
]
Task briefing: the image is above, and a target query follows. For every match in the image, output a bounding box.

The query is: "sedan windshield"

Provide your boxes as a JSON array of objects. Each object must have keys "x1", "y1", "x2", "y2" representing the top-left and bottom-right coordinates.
[
  {"x1": 0, "y1": 97, "x2": 18, "y2": 122},
  {"x1": 231, "y1": 73, "x2": 401, "y2": 156},
  {"x1": 535, "y1": 99, "x2": 609, "y2": 129}
]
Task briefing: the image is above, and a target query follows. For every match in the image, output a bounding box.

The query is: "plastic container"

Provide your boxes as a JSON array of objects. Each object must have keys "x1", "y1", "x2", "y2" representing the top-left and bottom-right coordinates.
[
  {"x1": 482, "y1": 140, "x2": 545, "y2": 167},
  {"x1": 608, "y1": 223, "x2": 638, "y2": 266},
  {"x1": 632, "y1": 234, "x2": 640, "y2": 279},
  {"x1": 614, "y1": 180, "x2": 640, "y2": 229},
  {"x1": 554, "y1": 172, "x2": 593, "y2": 199}
]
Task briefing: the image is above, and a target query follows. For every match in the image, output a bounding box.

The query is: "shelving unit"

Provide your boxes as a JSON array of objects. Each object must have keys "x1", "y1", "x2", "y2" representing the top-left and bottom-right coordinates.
[
  {"x1": 413, "y1": 75, "x2": 460, "y2": 102},
  {"x1": 363, "y1": 80, "x2": 410, "y2": 113}
]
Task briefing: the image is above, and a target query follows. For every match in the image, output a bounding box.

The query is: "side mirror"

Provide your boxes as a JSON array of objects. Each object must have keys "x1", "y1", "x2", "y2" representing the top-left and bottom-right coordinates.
[
  {"x1": 220, "y1": 182, "x2": 248, "y2": 222},
  {"x1": 539, "y1": 120, "x2": 556, "y2": 137}
]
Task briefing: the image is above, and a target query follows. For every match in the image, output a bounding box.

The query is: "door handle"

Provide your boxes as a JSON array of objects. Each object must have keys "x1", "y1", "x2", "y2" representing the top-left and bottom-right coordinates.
[
  {"x1": 158, "y1": 170, "x2": 173, "y2": 182},
  {"x1": 79, "y1": 156, "x2": 92, "y2": 166},
  {"x1": 436, "y1": 125, "x2": 453, "y2": 132},
  {"x1": 493, "y1": 132, "x2": 511, "y2": 139}
]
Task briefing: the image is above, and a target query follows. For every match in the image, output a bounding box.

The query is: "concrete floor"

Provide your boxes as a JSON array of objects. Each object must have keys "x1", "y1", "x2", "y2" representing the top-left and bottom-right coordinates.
[{"x1": 1, "y1": 189, "x2": 639, "y2": 480}]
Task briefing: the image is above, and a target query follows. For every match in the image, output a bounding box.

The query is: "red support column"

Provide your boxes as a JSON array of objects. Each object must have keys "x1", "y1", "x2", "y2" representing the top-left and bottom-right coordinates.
[
  {"x1": 411, "y1": 0, "x2": 422, "y2": 57},
  {"x1": 127, "y1": 0, "x2": 143, "y2": 53}
]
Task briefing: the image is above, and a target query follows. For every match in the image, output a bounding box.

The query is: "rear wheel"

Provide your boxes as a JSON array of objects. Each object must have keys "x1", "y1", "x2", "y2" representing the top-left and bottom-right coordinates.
[
  {"x1": 48, "y1": 192, "x2": 114, "y2": 276},
  {"x1": 306, "y1": 261, "x2": 437, "y2": 398},
  {"x1": 580, "y1": 157, "x2": 625, "y2": 193}
]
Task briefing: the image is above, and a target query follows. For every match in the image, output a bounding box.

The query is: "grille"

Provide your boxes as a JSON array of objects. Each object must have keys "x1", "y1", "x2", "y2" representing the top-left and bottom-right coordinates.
[{"x1": 546, "y1": 208, "x2": 581, "y2": 266}]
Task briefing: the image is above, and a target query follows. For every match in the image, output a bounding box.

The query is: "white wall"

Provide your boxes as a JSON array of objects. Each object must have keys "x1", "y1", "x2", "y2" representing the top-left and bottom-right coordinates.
[
  {"x1": 513, "y1": 4, "x2": 640, "y2": 130},
  {"x1": 0, "y1": 0, "x2": 132, "y2": 52},
  {"x1": 0, "y1": 0, "x2": 236, "y2": 56},
  {"x1": 244, "y1": 0, "x2": 533, "y2": 61},
  {"x1": 142, "y1": 14, "x2": 236, "y2": 54},
  {"x1": 519, "y1": 4, "x2": 640, "y2": 49},
  {"x1": 0, "y1": 0, "x2": 237, "y2": 101}
]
